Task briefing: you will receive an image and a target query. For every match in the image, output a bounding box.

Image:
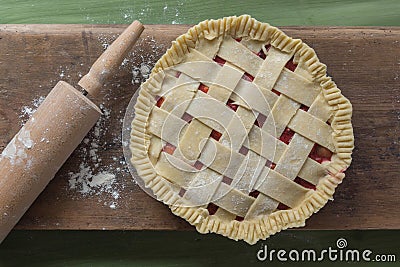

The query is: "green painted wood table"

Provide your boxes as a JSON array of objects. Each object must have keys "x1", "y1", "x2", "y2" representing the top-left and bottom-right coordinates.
[{"x1": 0, "y1": 1, "x2": 399, "y2": 266}]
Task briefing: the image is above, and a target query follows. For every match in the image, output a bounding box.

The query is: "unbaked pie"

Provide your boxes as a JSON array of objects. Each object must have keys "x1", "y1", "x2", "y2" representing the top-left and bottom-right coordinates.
[{"x1": 130, "y1": 15, "x2": 354, "y2": 244}]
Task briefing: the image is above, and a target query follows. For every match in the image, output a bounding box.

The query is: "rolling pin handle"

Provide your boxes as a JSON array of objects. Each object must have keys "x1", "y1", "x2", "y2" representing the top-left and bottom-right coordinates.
[{"x1": 78, "y1": 20, "x2": 144, "y2": 97}]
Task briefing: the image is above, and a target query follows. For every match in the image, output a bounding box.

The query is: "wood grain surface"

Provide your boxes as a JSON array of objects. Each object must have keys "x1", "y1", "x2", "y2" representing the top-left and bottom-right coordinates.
[{"x1": 0, "y1": 24, "x2": 399, "y2": 231}]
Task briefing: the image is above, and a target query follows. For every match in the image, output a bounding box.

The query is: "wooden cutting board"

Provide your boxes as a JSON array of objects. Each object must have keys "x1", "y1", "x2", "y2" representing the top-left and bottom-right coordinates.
[{"x1": 0, "y1": 25, "x2": 399, "y2": 230}]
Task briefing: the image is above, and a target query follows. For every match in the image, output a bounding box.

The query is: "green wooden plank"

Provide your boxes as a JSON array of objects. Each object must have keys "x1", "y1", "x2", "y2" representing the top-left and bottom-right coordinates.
[
  {"x1": 0, "y1": 0, "x2": 399, "y2": 26},
  {"x1": 0, "y1": 230, "x2": 399, "y2": 266}
]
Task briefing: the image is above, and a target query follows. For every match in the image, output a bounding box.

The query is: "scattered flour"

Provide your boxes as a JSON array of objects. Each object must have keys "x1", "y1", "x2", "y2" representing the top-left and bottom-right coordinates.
[
  {"x1": 98, "y1": 34, "x2": 116, "y2": 51},
  {"x1": 58, "y1": 65, "x2": 71, "y2": 79},
  {"x1": 20, "y1": 96, "x2": 45, "y2": 125},
  {"x1": 132, "y1": 63, "x2": 151, "y2": 84},
  {"x1": 97, "y1": 33, "x2": 164, "y2": 85},
  {"x1": 130, "y1": 36, "x2": 164, "y2": 84},
  {"x1": 68, "y1": 162, "x2": 116, "y2": 195},
  {"x1": 1, "y1": 128, "x2": 34, "y2": 165},
  {"x1": 67, "y1": 103, "x2": 127, "y2": 209},
  {"x1": 18, "y1": 128, "x2": 34, "y2": 149}
]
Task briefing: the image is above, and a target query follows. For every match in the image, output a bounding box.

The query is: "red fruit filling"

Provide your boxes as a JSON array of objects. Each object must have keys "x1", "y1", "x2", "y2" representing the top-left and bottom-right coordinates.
[
  {"x1": 222, "y1": 176, "x2": 233, "y2": 185},
  {"x1": 309, "y1": 144, "x2": 333, "y2": 163},
  {"x1": 285, "y1": 57, "x2": 297, "y2": 72},
  {"x1": 265, "y1": 160, "x2": 276, "y2": 169},
  {"x1": 300, "y1": 104, "x2": 309, "y2": 112},
  {"x1": 181, "y1": 112, "x2": 193, "y2": 123},
  {"x1": 178, "y1": 188, "x2": 186, "y2": 197},
  {"x1": 249, "y1": 190, "x2": 260, "y2": 198},
  {"x1": 279, "y1": 127, "x2": 295, "y2": 145},
  {"x1": 257, "y1": 50, "x2": 266, "y2": 59},
  {"x1": 162, "y1": 143, "x2": 176, "y2": 154},
  {"x1": 254, "y1": 113, "x2": 267, "y2": 128},
  {"x1": 242, "y1": 72, "x2": 254, "y2": 82},
  {"x1": 238, "y1": 146, "x2": 249, "y2": 156},
  {"x1": 213, "y1": 55, "x2": 226, "y2": 66},
  {"x1": 193, "y1": 160, "x2": 204, "y2": 170},
  {"x1": 156, "y1": 96, "x2": 165, "y2": 107},
  {"x1": 271, "y1": 89, "x2": 281, "y2": 96},
  {"x1": 226, "y1": 99, "x2": 238, "y2": 111},
  {"x1": 294, "y1": 177, "x2": 316, "y2": 190},
  {"x1": 277, "y1": 203, "x2": 290, "y2": 210},
  {"x1": 210, "y1": 129, "x2": 222, "y2": 141},
  {"x1": 207, "y1": 203, "x2": 219, "y2": 215},
  {"x1": 198, "y1": 83, "x2": 209, "y2": 93},
  {"x1": 256, "y1": 44, "x2": 271, "y2": 59},
  {"x1": 235, "y1": 216, "x2": 244, "y2": 222}
]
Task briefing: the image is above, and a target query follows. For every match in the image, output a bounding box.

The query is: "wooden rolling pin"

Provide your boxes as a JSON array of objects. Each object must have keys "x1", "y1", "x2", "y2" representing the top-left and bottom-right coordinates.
[{"x1": 0, "y1": 21, "x2": 144, "y2": 243}]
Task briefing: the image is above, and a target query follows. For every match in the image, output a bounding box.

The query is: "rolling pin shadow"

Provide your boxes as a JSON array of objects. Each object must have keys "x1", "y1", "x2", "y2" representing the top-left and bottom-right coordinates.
[{"x1": 0, "y1": 21, "x2": 144, "y2": 243}]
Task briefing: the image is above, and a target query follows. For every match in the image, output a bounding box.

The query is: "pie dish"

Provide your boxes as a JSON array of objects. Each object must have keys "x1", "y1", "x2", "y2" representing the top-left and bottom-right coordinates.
[{"x1": 129, "y1": 15, "x2": 354, "y2": 244}]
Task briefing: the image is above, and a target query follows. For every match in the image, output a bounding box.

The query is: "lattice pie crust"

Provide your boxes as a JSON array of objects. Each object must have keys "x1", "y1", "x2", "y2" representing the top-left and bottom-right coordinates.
[{"x1": 130, "y1": 15, "x2": 354, "y2": 244}]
